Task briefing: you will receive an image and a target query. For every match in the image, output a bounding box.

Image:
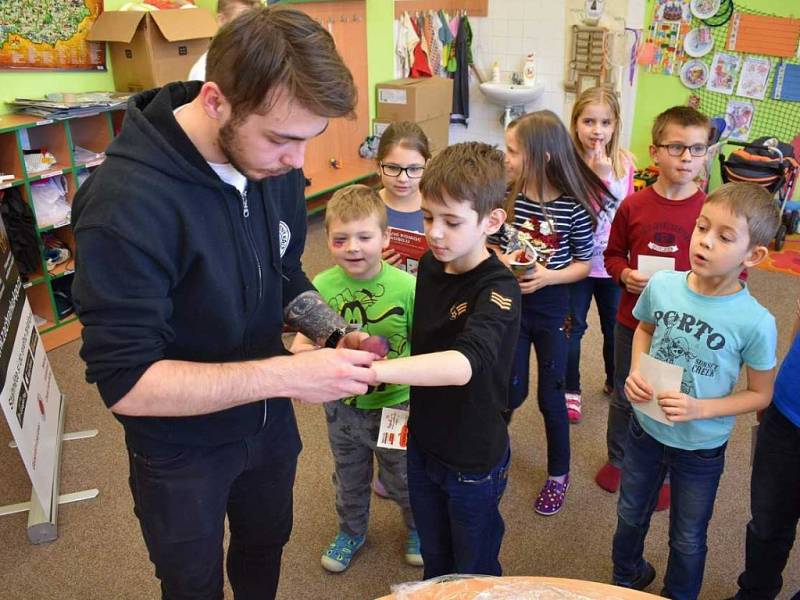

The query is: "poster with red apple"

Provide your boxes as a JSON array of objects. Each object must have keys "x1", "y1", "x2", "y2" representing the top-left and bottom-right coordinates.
[{"x1": 0, "y1": 217, "x2": 63, "y2": 517}]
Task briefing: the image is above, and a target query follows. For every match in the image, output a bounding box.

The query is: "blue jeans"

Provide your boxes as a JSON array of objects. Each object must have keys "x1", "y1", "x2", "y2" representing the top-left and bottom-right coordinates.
[
  {"x1": 606, "y1": 322, "x2": 634, "y2": 467},
  {"x1": 566, "y1": 277, "x2": 620, "y2": 392},
  {"x1": 127, "y1": 399, "x2": 301, "y2": 600},
  {"x1": 509, "y1": 284, "x2": 570, "y2": 476},
  {"x1": 406, "y1": 434, "x2": 510, "y2": 579},
  {"x1": 612, "y1": 415, "x2": 726, "y2": 600},
  {"x1": 735, "y1": 403, "x2": 800, "y2": 600}
]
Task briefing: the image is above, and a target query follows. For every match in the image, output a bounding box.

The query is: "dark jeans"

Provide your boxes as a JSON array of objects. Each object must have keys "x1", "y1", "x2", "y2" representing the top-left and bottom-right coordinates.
[
  {"x1": 612, "y1": 415, "x2": 726, "y2": 600},
  {"x1": 509, "y1": 284, "x2": 570, "y2": 476},
  {"x1": 735, "y1": 403, "x2": 800, "y2": 600},
  {"x1": 607, "y1": 322, "x2": 635, "y2": 467},
  {"x1": 566, "y1": 277, "x2": 620, "y2": 392},
  {"x1": 406, "y1": 435, "x2": 510, "y2": 580},
  {"x1": 127, "y1": 399, "x2": 302, "y2": 600}
]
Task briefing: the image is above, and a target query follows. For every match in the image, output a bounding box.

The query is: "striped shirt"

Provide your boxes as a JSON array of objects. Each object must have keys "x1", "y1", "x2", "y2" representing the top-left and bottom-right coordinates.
[{"x1": 492, "y1": 194, "x2": 594, "y2": 270}]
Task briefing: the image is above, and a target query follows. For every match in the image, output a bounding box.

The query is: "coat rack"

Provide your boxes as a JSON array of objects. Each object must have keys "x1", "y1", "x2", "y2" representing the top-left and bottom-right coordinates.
[{"x1": 394, "y1": 0, "x2": 487, "y2": 18}]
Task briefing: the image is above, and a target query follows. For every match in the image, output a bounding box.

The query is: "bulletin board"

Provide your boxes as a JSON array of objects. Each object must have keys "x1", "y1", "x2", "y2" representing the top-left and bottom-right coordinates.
[{"x1": 690, "y1": 5, "x2": 800, "y2": 144}]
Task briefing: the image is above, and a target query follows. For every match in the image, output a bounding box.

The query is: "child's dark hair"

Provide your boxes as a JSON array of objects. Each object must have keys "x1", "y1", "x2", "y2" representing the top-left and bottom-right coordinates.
[
  {"x1": 376, "y1": 121, "x2": 432, "y2": 163},
  {"x1": 651, "y1": 106, "x2": 710, "y2": 145},
  {"x1": 704, "y1": 182, "x2": 780, "y2": 247},
  {"x1": 420, "y1": 142, "x2": 506, "y2": 220},
  {"x1": 325, "y1": 184, "x2": 387, "y2": 231},
  {"x1": 506, "y1": 109, "x2": 612, "y2": 223}
]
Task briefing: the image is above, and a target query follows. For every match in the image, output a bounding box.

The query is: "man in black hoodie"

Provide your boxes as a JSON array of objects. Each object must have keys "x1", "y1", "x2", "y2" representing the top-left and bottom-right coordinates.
[{"x1": 72, "y1": 7, "x2": 376, "y2": 599}]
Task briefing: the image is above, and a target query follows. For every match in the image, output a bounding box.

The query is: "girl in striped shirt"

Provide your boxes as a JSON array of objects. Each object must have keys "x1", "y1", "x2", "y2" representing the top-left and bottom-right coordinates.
[{"x1": 494, "y1": 110, "x2": 612, "y2": 516}]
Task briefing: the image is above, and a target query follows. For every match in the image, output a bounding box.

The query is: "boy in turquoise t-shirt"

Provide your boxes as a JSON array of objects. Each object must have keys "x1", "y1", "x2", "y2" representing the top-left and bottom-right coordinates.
[
  {"x1": 612, "y1": 183, "x2": 779, "y2": 600},
  {"x1": 291, "y1": 185, "x2": 419, "y2": 573}
]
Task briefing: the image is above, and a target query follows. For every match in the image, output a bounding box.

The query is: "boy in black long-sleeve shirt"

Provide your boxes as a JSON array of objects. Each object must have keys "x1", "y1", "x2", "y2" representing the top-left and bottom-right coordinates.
[{"x1": 372, "y1": 142, "x2": 521, "y2": 578}]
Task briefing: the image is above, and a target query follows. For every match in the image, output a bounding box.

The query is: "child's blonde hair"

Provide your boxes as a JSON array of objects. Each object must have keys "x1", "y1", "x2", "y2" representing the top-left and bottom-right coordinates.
[
  {"x1": 506, "y1": 110, "x2": 612, "y2": 223},
  {"x1": 704, "y1": 182, "x2": 780, "y2": 248},
  {"x1": 324, "y1": 185, "x2": 387, "y2": 231},
  {"x1": 570, "y1": 87, "x2": 629, "y2": 180},
  {"x1": 651, "y1": 106, "x2": 710, "y2": 145}
]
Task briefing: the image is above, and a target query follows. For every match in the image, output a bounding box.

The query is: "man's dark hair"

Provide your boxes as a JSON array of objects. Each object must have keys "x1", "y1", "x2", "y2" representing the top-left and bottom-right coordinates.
[{"x1": 206, "y1": 6, "x2": 356, "y2": 122}]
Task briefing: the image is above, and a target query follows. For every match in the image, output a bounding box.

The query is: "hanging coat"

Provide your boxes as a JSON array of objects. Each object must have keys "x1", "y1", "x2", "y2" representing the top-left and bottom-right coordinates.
[{"x1": 451, "y1": 16, "x2": 472, "y2": 126}]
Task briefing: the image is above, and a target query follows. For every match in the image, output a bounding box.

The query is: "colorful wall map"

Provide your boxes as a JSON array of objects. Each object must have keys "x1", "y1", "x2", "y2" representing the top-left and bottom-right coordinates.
[{"x1": 0, "y1": 0, "x2": 106, "y2": 71}]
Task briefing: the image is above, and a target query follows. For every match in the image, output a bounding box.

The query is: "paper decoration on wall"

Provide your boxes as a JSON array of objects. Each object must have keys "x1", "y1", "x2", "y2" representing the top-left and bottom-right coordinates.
[
  {"x1": 772, "y1": 63, "x2": 800, "y2": 102},
  {"x1": 647, "y1": 21, "x2": 690, "y2": 75},
  {"x1": 683, "y1": 27, "x2": 714, "y2": 58},
  {"x1": 725, "y1": 100, "x2": 754, "y2": 142},
  {"x1": 681, "y1": 59, "x2": 709, "y2": 88},
  {"x1": 726, "y1": 12, "x2": 800, "y2": 58},
  {"x1": 654, "y1": 0, "x2": 691, "y2": 23},
  {"x1": 690, "y1": 0, "x2": 720, "y2": 20},
  {"x1": 707, "y1": 52, "x2": 740, "y2": 94},
  {"x1": 736, "y1": 57, "x2": 772, "y2": 100}
]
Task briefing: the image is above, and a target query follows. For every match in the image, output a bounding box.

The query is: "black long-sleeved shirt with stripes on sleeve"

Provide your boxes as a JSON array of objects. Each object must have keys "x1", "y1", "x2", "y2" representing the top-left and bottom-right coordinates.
[{"x1": 408, "y1": 251, "x2": 521, "y2": 473}]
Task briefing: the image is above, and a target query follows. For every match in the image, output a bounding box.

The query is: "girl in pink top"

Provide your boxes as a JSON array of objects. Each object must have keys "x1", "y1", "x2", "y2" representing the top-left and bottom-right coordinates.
[{"x1": 565, "y1": 87, "x2": 635, "y2": 423}]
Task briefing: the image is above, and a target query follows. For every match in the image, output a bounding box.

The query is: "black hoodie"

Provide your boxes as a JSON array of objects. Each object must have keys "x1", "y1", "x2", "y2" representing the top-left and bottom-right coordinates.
[{"x1": 72, "y1": 82, "x2": 314, "y2": 451}]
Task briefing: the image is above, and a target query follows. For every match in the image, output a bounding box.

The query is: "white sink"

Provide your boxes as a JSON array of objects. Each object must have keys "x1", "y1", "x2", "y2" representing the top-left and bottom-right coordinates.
[{"x1": 479, "y1": 82, "x2": 545, "y2": 107}]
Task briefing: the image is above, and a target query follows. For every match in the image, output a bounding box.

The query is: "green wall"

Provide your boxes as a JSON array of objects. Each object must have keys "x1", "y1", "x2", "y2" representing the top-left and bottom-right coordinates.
[
  {"x1": 0, "y1": 0, "x2": 392, "y2": 120},
  {"x1": 631, "y1": 0, "x2": 799, "y2": 176}
]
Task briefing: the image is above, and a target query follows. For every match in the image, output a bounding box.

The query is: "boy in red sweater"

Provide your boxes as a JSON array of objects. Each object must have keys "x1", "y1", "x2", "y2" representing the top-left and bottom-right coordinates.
[{"x1": 596, "y1": 106, "x2": 710, "y2": 510}]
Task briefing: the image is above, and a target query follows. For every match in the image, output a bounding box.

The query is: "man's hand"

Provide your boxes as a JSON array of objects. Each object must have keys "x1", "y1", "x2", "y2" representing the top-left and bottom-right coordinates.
[
  {"x1": 658, "y1": 391, "x2": 703, "y2": 422},
  {"x1": 338, "y1": 330, "x2": 369, "y2": 350},
  {"x1": 285, "y1": 348, "x2": 376, "y2": 404},
  {"x1": 625, "y1": 369, "x2": 653, "y2": 404},
  {"x1": 621, "y1": 268, "x2": 650, "y2": 295}
]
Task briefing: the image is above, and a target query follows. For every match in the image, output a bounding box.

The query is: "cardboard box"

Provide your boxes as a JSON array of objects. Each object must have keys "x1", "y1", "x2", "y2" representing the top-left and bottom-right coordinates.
[
  {"x1": 374, "y1": 114, "x2": 450, "y2": 154},
  {"x1": 376, "y1": 77, "x2": 454, "y2": 122},
  {"x1": 88, "y1": 9, "x2": 218, "y2": 92}
]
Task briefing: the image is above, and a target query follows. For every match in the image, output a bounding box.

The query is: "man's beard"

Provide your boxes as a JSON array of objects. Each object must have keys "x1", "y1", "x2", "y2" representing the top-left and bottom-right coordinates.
[{"x1": 218, "y1": 119, "x2": 255, "y2": 179}]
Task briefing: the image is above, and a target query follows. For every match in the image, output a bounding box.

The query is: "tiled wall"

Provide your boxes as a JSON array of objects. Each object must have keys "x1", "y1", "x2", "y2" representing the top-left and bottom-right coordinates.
[{"x1": 449, "y1": 0, "x2": 568, "y2": 148}]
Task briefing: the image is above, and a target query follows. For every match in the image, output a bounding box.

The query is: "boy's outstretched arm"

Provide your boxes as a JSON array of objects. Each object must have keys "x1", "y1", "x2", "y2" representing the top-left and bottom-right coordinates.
[
  {"x1": 657, "y1": 366, "x2": 775, "y2": 422},
  {"x1": 372, "y1": 351, "x2": 472, "y2": 387}
]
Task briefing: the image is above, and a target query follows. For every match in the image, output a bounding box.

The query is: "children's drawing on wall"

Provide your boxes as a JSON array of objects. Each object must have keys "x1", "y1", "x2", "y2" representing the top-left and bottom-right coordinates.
[
  {"x1": 707, "y1": 52, "x2": 740, "y2": 94},
  {"x1": 654, "y1": 0, "x2": 691, "y2": 23},
  {"x1": 725, "y1": 100, "x2": 755, "y2": 142},
  {"x1": 736, "y1": 56, "x2": 772, "y2": 100}
]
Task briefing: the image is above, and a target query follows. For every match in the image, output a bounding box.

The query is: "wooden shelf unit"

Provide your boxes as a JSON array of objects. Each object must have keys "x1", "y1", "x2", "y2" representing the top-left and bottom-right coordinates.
[{"x1": 0, "y1": 109, "x2": 121, "y2": 351}]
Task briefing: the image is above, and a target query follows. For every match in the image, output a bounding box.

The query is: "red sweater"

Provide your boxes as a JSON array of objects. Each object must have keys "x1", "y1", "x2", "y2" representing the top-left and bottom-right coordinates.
[{"x1": 604, "y1": 185, "x2": 705, "y2": 330}]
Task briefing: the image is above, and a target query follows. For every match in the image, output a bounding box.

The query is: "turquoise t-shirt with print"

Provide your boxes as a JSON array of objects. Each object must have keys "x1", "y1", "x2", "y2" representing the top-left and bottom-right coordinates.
[
  {"x1": 632, "y1": 270, "x2": 777, "y2": 450},
  {"x1": 313, "y1": 262, "x2": 415, "y2": 409}
]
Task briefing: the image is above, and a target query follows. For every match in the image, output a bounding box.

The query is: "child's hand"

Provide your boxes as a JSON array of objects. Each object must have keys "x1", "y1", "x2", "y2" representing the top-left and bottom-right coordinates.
[
  {"x1": 658, "y1": 391, "x2": 703, "y2": 422},
  {"x1": 625, "y1": 369, "x2": 653, "y2": 404},
  {"x1": 586, "y1": 144, "x2": 613, "y2": 180},
  {"x1": 382, "y1": 248, "x2": 403, "y2": 267},
  {"x1": 517, "y1": 264, "x2": 552, "y2": 294},
  {"x1": 621, "y1": 268, "x2": 650, "y2": 295}
]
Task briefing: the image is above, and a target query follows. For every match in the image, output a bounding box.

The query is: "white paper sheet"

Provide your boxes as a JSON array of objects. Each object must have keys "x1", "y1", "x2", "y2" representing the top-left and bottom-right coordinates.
[
  {"x1": 635, "y1": 353, "x2": 684, "y2": 427},
  {"x1": 377, "y1": 407, "x2": 409, "y2": 450},
  {"x1": 637, "y1": 255, "x2": 676, "y2": 277}
]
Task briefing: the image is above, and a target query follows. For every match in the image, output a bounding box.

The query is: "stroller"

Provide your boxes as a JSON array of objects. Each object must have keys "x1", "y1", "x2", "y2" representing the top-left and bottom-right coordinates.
[{"x1": 719, "y1": 136, "x2": 800, "y2": 250}]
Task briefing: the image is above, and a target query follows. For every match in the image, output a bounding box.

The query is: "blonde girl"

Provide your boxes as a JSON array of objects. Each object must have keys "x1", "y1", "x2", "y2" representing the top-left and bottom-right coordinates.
[{"x1": 564, "y1": 87, "x2": 635, "y2": 423}]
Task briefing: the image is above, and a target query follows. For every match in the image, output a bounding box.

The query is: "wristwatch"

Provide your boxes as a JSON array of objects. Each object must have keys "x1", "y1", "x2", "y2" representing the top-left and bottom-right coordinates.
[{"x1": 324, "y1": 325, "x2": 358, "y2": 349}]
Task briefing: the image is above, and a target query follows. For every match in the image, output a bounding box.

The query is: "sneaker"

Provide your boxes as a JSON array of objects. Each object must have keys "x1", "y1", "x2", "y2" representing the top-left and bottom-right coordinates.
[
  {"x1": 630, "y1": 561, "x2": 656, "y2": 590},
  {"x1": 595, "y1": 462, "x2": 621, "y2": 493},
  {"x1": 320, "y1": 531, "x2": 365, "y2": 573},
  {"x1": 655, "y1": 483, "x2": 670, "y2": 512},
  {"x1": 404, "y1": 530, "x2": 423, "y2": 567},
  {"x1": 372, "y1": 476, "x2": 389, "y2": 499},
  {"x1": 44, "y1": 246, "x2": 70, "y2": 271},
  {"x1": 565, "y1": 392, "x2": 582, "y2": 423},
  {"x1": 534, "y1": 475, "x2": 569, "y2": 516}
]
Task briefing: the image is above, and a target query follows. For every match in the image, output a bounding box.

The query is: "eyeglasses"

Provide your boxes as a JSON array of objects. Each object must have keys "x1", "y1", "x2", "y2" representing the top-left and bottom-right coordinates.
[
  {"x1": 379, "y1": 163, "x2": 425, "y2": 178},
  {"x1": 656, "y1": 143, "x2": 709, "y2": 157}
]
